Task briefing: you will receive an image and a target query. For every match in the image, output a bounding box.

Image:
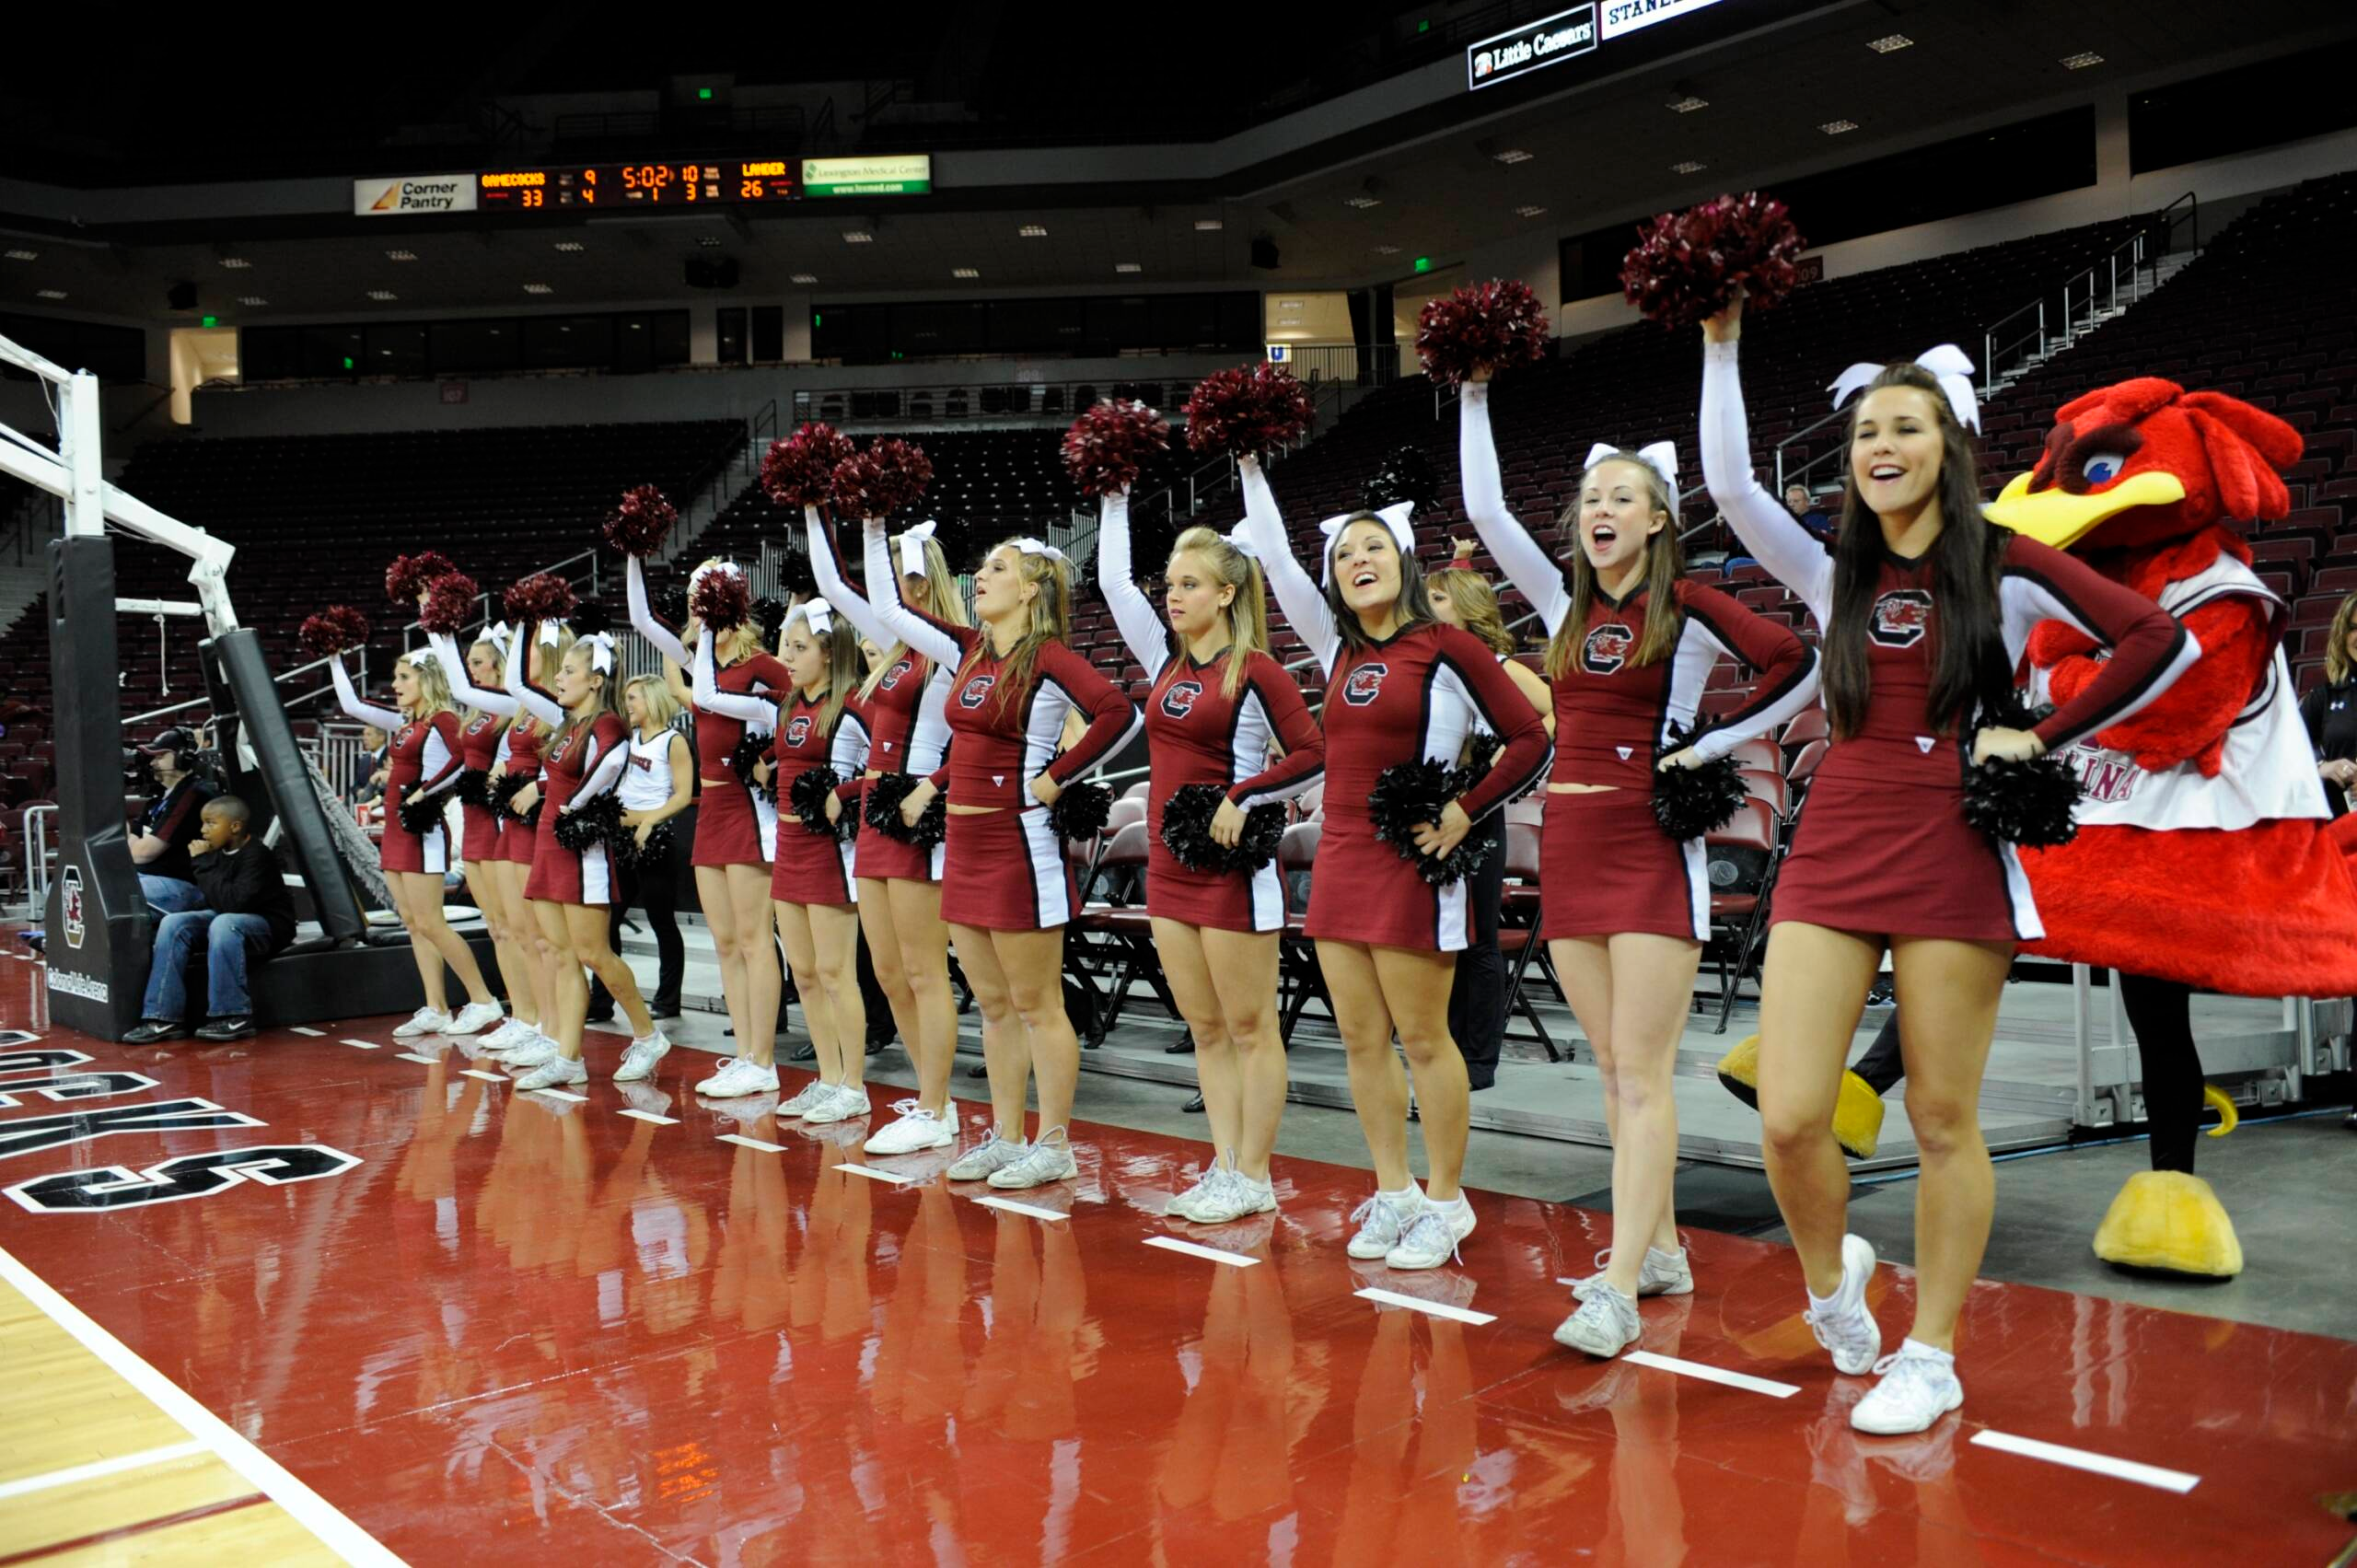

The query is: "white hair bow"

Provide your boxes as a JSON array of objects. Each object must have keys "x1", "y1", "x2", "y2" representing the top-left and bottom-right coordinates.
[
  {"x1": 538, "y1": 619, "x2": 562, "y2": 646},
  {"x1": 1583, "y1": 441, "x2": 1679, "y2": 497},
  {"x1": 1012, "y1": 538, "x2": 1066, "y2": 563},
  {"x1": 583, "y1": 633, "x2": 616, "y2": 674},
  {"x1": 1221, "y1": 525, "x2": 1260, "y2": 561},
  {"x1": 791, "y1": 597, "x2": 837, "y2": 636},
  {"x1": 898, "y1": 520, "x2": 939, "y2": 579},
  {"x1": 485, "y1": 620, "x2": 514, "y2": 656},
  {"x1": 1829, "y1": 344, "x2": 1980, "y2": 434},
  {"x1": 1319, "y1": 501, "x2": 1417, "y2": 587},
  {"x1": 687, "y1": 558, "x2": 745, "y2": 594},
  {"x1": 404, "y1": 648, "x2": 435, "y2": 668}
]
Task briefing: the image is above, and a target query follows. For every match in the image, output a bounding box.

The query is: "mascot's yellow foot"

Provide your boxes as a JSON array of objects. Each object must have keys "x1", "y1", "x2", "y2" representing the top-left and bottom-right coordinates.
[
  {"x1": 1715, "y1": 1033, "x2": 1886, "y2": 1159},
  {"x1": 2092, "y1": 1170, "x2": 2245, "y2": 1279},
  {"x1": 2203, "y1": 1084, "x2": 2239, "y2": 1138}
]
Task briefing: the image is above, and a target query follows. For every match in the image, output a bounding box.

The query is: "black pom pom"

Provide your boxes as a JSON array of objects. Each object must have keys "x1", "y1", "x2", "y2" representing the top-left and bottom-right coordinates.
[
  {"x1": 1650, "y1": 722, "x2": 1752, "y2": 841},
  {"x1": 751, "y1": 596, "x2": 790, "y2": 647},
  {"x1": 862, "y1": 771, "x2": 946, "y2": 848},
  {"x1": 612, "y1": 818, "x2": 675, "y2": 870},
  {"x1": 1048, "y1": 780, "x2": 1113, "y2": 843},
  {"x1": 1368, "y1": 760, "x2": 1491, "y2": 886},
  {"x1": 397, "y1": 792, "x2": 448, "y2": 837},
  {"x1": 1158, "y1": 782, "x2": 1288, "y2": 874},
  {"x1": 789, "y1": 765, "x2": 855, "y2": 842},
  {"x1": 453, "y1": 767, "x2": 493, "y2": 809},
  {"x1": 652, "y1": 582, "x2": 690, "y2": 631},
  {"x1": 1962, "y1": 698, "x2": 2083, "y2": 848},
  {"x1": 1362, "y1": 445, "x2": 1442, "y2": 513},
  {"x1": 552, "y1": 790, "x2": 624, "y2": 854},
  {"x1": 727, "y1": 731, "x2": 774, "y2": 800},
  {"x1": 567, "y1": 601, "x2": 611, "y2": 639},
  {"x1": 489, "y1": 770, "x2": 540, "y2": 825}
]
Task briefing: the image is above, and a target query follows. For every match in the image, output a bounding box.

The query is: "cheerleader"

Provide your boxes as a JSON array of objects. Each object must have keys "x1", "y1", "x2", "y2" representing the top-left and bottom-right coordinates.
[
  {"x1": 328, "y1": 646, "x2": 505, "y2": 1040},
  {"x1": 504, "y1": 623, "x2": 669, "y2": 1090},
  {"x1": 1235, "y1": 457, "x2": 1551, "y2": 1270},
  {"x1": 807, "y1": 510, "x2": 966, "y2": 1157},
  {"x1": 628, "y1": 556, "x2": 792, "y2": 1098},
  {"x1": 1097, "y1": 487, "x2": 1324, "y2": 1222},
  {"x1": 597, "y1": 675, "x2": 691, "y2": 1021},
  {"x1": 427, "y1": 621, "x2": 551, "y2": 1058},
  {"x1": 1457, "y1": 371, "x2": 1817, "y2": 1355},
  {"x1": 1699, "y1": 297, "x2": 2194, "y2": 1431},
  {"x1": 865, "y1": 527, "x2": 1141, "y2": 1190},
  {"x1": 695, "y1": 600, "x2": 875, "y2": 1122}
]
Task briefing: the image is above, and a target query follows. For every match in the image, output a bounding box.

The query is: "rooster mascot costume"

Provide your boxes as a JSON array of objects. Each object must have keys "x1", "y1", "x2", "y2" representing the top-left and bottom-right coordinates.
[{"x1": 1980, "y1": 375, "x2": 2357, "y2": 1279}]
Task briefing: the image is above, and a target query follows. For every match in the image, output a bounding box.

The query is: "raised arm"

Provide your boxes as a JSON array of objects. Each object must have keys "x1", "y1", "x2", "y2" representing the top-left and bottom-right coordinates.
[
  {"x1": 327, "y1": 651, "x2": 406, "y2": 731},
  {"x1": 626, "y1": 554, "x2": 691, "y2": 668},
  {"x1": 427, "y1": 630, "x2": 519, "y2": 718},
  {"x1": 1678, "y1": 586, "x2": 1821, "y2": 761},
  {"x1": 509, "y1": 621, "x2": 565, "y2": 728},
  {"x1": 1235, "y1": 455, "x2": 1338, "y2": 676},
  {"x1": 1038, "y1": 645, "x2": 1142, "y2": 785},
  {"x1": 1700, "y1": 337, "x2": 1834, "y2": 615},
  {"x1": 1096, "y1": 488, "x2": 1173, "y2": 682},
  {"x1": 694, "y1": 627, "x2": 785, "y2": 727},
  {"x1": 2001, "y1": 539, "x2": 2198, "y2": 754},
  {"x1": 806, "y1": 507, "x2": 890, "y2": 649},
  {"x1": 862, "y1": 518, "x2": 965, "y2": 668},
  {"x1": 1458, "y1": 380, "x2": 1573, "y2": 636}
]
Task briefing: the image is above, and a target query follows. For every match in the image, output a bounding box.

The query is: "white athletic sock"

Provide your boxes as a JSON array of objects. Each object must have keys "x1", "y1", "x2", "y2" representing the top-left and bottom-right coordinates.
[{"x1": 1898, "y1": 1337, "x2": 1953, "y2": 1365}]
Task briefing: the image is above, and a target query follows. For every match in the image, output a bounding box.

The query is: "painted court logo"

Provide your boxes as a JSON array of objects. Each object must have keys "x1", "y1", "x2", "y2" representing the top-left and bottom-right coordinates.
[
  {"x1": 1341, "y1": 663, "x2": 1389, "y2": 706},
  {"x1": 1871, "y1": 589, "x2": 1933, "y2": 648},
  {"x1": 958, "y1": 675, "x2": 996, "y2": 709},
  {"x1": 1583, "y1": 624, "x2": 1634, "y2": 674},
  {"x1": 1161, "y1": 680, "x2": 1203, "y2": 720}
]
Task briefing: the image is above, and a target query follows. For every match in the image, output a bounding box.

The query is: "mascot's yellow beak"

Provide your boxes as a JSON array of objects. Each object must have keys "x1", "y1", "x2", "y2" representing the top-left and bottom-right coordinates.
[{"x1": 1983, "y1": 469, "x2": 2188, "y2": 550}]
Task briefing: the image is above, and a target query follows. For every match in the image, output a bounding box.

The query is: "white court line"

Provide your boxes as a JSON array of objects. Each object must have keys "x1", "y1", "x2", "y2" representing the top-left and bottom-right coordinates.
[
  {"x1": 337, "y1": 1039, "x2": 380, "y2": 1051},
  {"x1": 394, "y1": 1052, "x2": 441, "y2": 1066},
  {"x1": 1624, "y1": 1351, "x2": 1799, "y2": 1399},
  {"x1": 834, "y1": 1163, "x2": 911, "y2": 1184},
  {"x1": 618, "y1": 1109, "x2": 678, "y2": 1125},
  {"x1": 974, "y1": 1196, "x2": 1069, "y2": 1222},
  {"x1": 0, "y1": 1439, "x2": 211, "y2": 1502},
  {"x1": 1353, "y1": 1287, "x2": 1498, "y2": 1326},
  {"x1": 530, "y1": 1088, "x2": 587, "y2": 1104},
  {"x1": 1970, "y1": 1430, "x2": 2200, "y2": 1493},
  {"x1": 0, "y1": 1246, "x2": 406, "y2": 1565},
  {"x1": 1143, "y1": 1236, "x2": 1260, "y2": 1268},
  {"x1": 717, "y1": 1133, "x2": 785, "y2": 1153},
  {"x1": 460, "y1": 1069, "x2": 506, "y2": 1084},
  {"x1": 285, "y1": 1027, "x2": 324, "y2": 1036}
]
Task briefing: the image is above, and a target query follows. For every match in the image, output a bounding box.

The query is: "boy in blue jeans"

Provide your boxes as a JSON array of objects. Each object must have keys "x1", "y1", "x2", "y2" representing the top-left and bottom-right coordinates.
[{"x1": 124, "y1": 796, "x2": 296, "y2": 1043}]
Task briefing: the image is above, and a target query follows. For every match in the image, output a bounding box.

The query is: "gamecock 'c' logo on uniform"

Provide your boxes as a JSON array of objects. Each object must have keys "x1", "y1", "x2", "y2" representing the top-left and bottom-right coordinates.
[
  {"x1": 1870, "y1": 589, "x2": 1933, "y2": 648},
  {"x1": 1160, "y1": 680, "x2": 1203, "y2": 720},
  {"x1": 784, "y1": 714, "x2": 813, "y2": 749},
  {"x1": 1341, "y1": 663, "x2": 1389, "y2": 706},
  {"x1": 958, "y1": 675, "x2": 996, "y2": 708},
  {"x1": 1583, "y1": 624, "x2": 1633, "y2": 674}
]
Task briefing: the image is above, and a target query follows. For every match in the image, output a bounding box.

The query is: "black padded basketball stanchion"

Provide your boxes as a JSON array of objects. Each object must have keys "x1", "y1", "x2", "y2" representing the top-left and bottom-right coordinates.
[
  {"x1": 40, "y1": 535, "x2": 151, "y2": 1038},
  {"x1": 207, "y1": 628, "x2": 368, "y2": 944}
]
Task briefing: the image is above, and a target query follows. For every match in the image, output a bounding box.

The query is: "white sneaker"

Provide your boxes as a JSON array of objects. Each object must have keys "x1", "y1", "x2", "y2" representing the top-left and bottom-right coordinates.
[
  {"x1": 777, "y1": 1079, "x2": 832, "y2": 1117},
  {"x1": 446, "y1": 1001, "x2": 505, "y2": 1036},
  {"x1": 1165, "y1": 1163, "x2": 1230, "y2": 1222},
  {"x1": 1346, "y1": 1188, "x2": 1425, "y2": 1260},
  {"x1": 479, "y1": 1018, "x2": 532, "y2": 1053},
  {"x1": 1191, "y1": 1169, "x2": 1277, "y2": 1225},
  {"x1": 613, "y1": 1031, "x2": 671, "y2": 1082},
  {"x1": 1385, "y1": 1196, "x2": 1476, "y2": 1271},
  {"x1": 802, "y1": 1083, "x2": 871, "y2": 1125},
  {"x1": 1805, "y1": 1234, "x2": 1884, "y2": 1376},
  {"x1": 697, "y1": 1058, "x2": 781, "y2": 1098},
  {"x1": 1553, "y1": 1280, "x2": 1642, "y2": 1358},
  {"x1": 1849, "y1": 1341, "x2": 1964, "y2": 1434},
  {"x1": 946, "y1": 1132, "x2": 1029, "y2": 1181},
  {"x1": 1573, "y1": 1244, "x2": 1695, "y2": 1301},
  {"x1": 863, "y1": 1099, "x2": 955, "y2": 1156},
  {"x1": 502, "y1": 1035, "x2": 560, "y2": 1069},
  {"x1": 987, "y1": 1131, "x2": 1078, "y2": 1190},
  {"x1": 515, "y1": 1055, "x2": 588, "y2": 1092},
  {"x1": 392, "y1": 1007, "x2": 453, "y2": 1039}
]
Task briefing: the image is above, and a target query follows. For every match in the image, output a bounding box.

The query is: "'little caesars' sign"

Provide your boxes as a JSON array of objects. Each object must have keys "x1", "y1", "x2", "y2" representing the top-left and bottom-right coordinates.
[{"x1": 1467, "y1": 5, "x2": 1597, "y2": 91}]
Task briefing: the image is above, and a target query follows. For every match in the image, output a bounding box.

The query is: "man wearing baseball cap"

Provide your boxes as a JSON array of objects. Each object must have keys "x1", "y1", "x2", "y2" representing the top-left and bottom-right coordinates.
[{"x1": 128, "y1": 726, "x2": 217, "y2": 912}]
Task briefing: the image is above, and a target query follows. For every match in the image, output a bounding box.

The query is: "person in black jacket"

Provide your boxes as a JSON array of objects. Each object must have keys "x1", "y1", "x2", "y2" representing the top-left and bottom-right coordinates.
[
  {"x1": 128, "y1": 727, "x2": 218, "y2": 912},
  {"x1": 124, "y1": 796, "x2": 297, "y2": 1043}
]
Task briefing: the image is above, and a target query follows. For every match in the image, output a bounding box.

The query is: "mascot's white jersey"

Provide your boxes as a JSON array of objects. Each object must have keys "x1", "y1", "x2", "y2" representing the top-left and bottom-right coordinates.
[{"x1": 2030, "y1": 553, "x2": 2328, "y2": 830}]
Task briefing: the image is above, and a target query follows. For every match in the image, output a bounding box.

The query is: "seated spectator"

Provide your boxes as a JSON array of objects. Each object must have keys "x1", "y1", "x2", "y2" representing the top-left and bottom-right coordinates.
[
  {"x1": 2302, "y1": 591, "x2": 2357, "y2": 817},
  {"x1": 346, "y1": 726, "x2": 389, "y2": 807},
  {"x1": 1785, "y1": 482, "x2": 1836, "y2": 541},
  {"x1": 122, "y1": 796, "x2": 296, "y2": 1043},
  {"x1": 127, "y1": 727, "x2": 217, "y2": 912}
]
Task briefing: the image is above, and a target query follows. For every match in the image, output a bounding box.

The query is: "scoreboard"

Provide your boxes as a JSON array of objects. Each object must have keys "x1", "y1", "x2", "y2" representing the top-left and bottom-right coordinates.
[{"x1": 477, "y1": 160, "x2": 799, "y2": 211}]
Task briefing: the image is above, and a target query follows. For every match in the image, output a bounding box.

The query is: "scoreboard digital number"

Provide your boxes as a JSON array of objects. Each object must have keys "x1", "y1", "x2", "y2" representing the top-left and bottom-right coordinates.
[{"x1": 478, "y1": 160, "x2": 800, "y2": 211}]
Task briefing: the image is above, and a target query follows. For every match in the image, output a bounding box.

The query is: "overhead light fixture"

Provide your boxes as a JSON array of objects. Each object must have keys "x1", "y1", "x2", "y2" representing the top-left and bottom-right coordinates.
[
  {"x1": 1819, "y1": 119, "x2": 1859, "y2": 134},
  {"x1": 1866, "y1": 33, "x2": 1912, "y2": 52},
  {"x1": 1670, "y1": 160, "x2": 1707, "y2": 174},
  {"x1": 1514, "y1": 205, "x2": 1547, "y2": 218},
  {"x1": 4, "y1": 248, "x2": 37, "y2": 261},
  {"x1": 842, "y1": 230, "x2": 874, "y2": 243},
  {"x1": 218, "y1": 257, "x2": 252, "y2": 269},
  {"x1": 952, "y1": 267, "x2": 980, "y2": 279},
  {"x1": 1018, "y1": 224, "x2": 1048, "y2": 238},
  {"x1": 523, "y1": 283, "x2": 554, "y2": 295},
  {"x1": 366, "y1": 289, "x2": 397, "y2": 301},
  {"x1": 553, "y1": 240, "x2": 586, "y2": 252},
  {"x1": 1193, "y1": 218, "x2": 1224, "y2": 230},
  {"x1": 1666, "y1": 95, "x2": 1709, "y2": 113},
  {"x1": 1115, "y1": 262, "x2": 1143, "y2": 273},
  {"x1": 790, "y1": 273, "x2": 818, "y2": 285},
  {"x1": 2060, "y1": 51, "x2": 2105, "y2": 69},
  {"x1": 697, "y1": 236, "x2": 726, "y2": 248},
  {"x1": 36, "y1": 289, "x2": 65, "y2": 299},
  {"x1": 1373, "y1": 245, "x2": 1401, "y2": 255},
  {"x1": 385, "y1": 250, "x2": 417, "y2": 261},
  {"x1": 1492, "y1": 148, "x2": 1534, "y2": 164},
  {"x1": 238, "y1": 296, "x2": 268, "y2": 306},
  {"x1": 1344, "y1": 194, "x2": 1382, "y2": 209}
]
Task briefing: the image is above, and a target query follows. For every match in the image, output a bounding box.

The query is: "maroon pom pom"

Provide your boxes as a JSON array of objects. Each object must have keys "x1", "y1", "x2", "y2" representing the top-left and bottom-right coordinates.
[
  {"x1": 602, "y1": 484, "x2": 677, "y2": 558},
  {"x1": 385, "y1": 551, "x2": 458, "y2": 605},
  {"x1": 417, "y1": 573, "x2": 480, "y2": 636},
  {"x1": 299, "y1": 605, "x2": 372, "y2": 659},
  {"x1": 761, "y1": 422, "x2": 857, "y2": 510},
  {"x1": 1061, "y1": 400, "x2": 1171, "y2": 497},
  {"x1": 1182, "y1": 363, "x2": 1316, "y2": 459},
  {"x1": 690, "y1": 567, "x2": 752, "y2": 633},
  {"x1": 1414, "y1": 279, "x2": 1551, "y2": 387},
  {"x1": 503, "y1": 573, "x2": 577, "y2": 626},
  {"x1": 1620, "y1": 191, "x2": 1806, "y2": 331},
  {"x1": 831, "y1": 437, "x2": 935, "y2": 519}
]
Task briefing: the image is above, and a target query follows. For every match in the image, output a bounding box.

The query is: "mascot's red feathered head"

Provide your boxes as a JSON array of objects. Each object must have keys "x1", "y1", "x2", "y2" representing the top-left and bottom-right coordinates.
[{"x1": 1984, "y1": 377, "x2": 2305, "y2": 552}]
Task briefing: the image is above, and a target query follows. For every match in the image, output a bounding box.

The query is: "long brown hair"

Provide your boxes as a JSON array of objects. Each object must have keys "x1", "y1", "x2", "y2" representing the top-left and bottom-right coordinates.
[
  {"x1": 792, "y1": 610, "x2": 866, "y2": 735},
  {"x1": 1319, "y1": 515, "x2": 1435, "y2": 654},
  {"x1": 549, "y1": 639, "x2": 619, "y2": 760},
  {"x1": 960, "y1": 541, "x2": 1074, "y2": 716},
  {"x1": 2328, "y1": 593, "x2": 2357, "y2": 685},
  {"x1": 1166, "y1": 526, "x2": 1271, "y2": 696},
  {"x1": 1430, "y1": 567, "x2": 1518, "y2": 656},
  {"x1": 1822, "y1": 364, "x2": 2004, "y2": 740},
  {"x1": 1547, "y1": 452, "x2": 1684, "y2": 679}
]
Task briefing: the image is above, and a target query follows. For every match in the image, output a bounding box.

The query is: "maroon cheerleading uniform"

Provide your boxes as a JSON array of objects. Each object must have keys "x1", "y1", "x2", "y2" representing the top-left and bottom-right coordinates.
[
  {"x1": 863, "y1": 525, "x2": 1143, "y2": 932},
  {"x1": 329, "y1": 653, "x2": 463, "y2": 875},
  {"x1": 1458, "y1": 380, "x2": 1822, "y2": 939},
  {"x1": 525, "y1": 713, "x2": 631, "y2": 905},
  {"x1": 495, "y1": 723, "x2": 544, "y2": 865},
  {"x1": 627, "y1": 556, "x2": 790, "y2": 868},
  {"x1": 764, "y1": 689, "x2": 873, "y2": 907},
  {"x1": 1097, "y1": 491, "x2": 1325, "y2": 933},
  {"x1": 453, "y1": 713, "x2": 506, "y2": 864},
  {"x1": 807, "y1": 509, "x2": 956, "y2": 884},
  {"x1": 1701, "y1": 339, "x2": 2196, "y2": 941}
]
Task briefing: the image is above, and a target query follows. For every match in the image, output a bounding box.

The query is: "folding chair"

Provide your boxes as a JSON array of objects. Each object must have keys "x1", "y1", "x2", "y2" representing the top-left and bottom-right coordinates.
[
  {"x1": 1495, "y1": 820, "x2": 1562, "y2": 1060},
  {"x1": 1706, "y1": 796, "x2": 1782, "y2": 1032},
  {"x1": 1064, "y1": 822, "x2": 1180, "y2": 1045},
  {"x1": 1275, "y1": 822, "x2": 1332, "y2": 1044}
]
